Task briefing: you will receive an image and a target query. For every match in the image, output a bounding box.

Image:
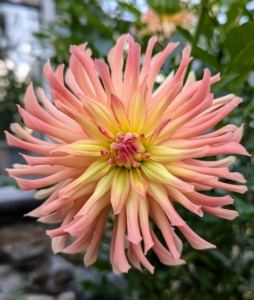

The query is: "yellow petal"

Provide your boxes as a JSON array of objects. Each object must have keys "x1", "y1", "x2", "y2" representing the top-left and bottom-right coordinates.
[
  {"x1": 111, "y1": 94, "x2": 130, "y2": 132},
  {"x1": 129, "y1": 168, "x2": 148, "y2": 198},
  {"x1": 59, "y1": 158, "x2": 112, "y2": 198},
  {"x1": 51, "y1": 140, "x2": 108, "y2": 156},
  {"x1": 111, "y1": 168, "x2": 130, "y2": 214},
  {"x1": 127, "y1": 79, "x2": 148, "y2": 132},
  {"x1": 141, "y1": 160, "x2": 194, "y2": 193}
]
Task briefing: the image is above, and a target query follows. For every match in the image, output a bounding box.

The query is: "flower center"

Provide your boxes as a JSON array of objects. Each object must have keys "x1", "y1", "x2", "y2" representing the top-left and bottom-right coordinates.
[{"x1": 103, "y1": 132, "x2": 150, "y2": 168}]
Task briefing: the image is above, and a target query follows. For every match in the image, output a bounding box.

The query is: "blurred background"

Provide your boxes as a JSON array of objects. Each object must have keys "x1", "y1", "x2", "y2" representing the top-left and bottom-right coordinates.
[{"x1": 0, "y1": 0, "x2": 254, "y2": 299}]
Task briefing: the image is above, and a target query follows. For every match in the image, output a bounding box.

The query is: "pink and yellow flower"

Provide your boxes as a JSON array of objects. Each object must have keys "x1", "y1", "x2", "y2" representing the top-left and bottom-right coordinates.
[
  {"x1": 139, "y1": 9, "x2": 195, "y2": 40},
  {"x1": 6, "y1": 35, "x2": 249, "y2": 274}
]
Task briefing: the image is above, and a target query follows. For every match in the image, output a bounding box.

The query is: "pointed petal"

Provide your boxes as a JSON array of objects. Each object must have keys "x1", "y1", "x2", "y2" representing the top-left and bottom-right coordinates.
[
  {"x1": 202, "y1": 206, "x2": 239, "y2": 220},
  {"x1": 111, "y1": 208, "x2": 131, "y2": 273},
  {"x1": 147, "y1": 182, "x2": 186, "y2": 226},
  {"x1": 128, "y1": 244, "x2": 142, "y2": 271},
  {"x1": 127, "y1": 79, "x2": 148, "y2": 132},
  {"x1": 132, "y1": 243, "x2": 154, "y2": 274},
  {"x1": 111, "y1": 168, "x2": 130, "y2": 214},
  {"x1": 139, "y1": 198, "x2": 154, "y2": 254},
  {"x1": 148, "y1": 145, "x2": 210, "y2": 163},
  {"x1": 126, "y1": 189, "x2": 142, "y2": 244},
  {"x1": 185, "y1": 191, "x2": 234, "y2": 207},
  {"x1": 111, "y1": 94, "x2": 130, "y2": 131},
  {"x1": 78, "y1": 170, "x2": 116, "y2": 216},
  {"x1": 129, "y1": 168, "x2": 148, "y2": 199},
  {"x1": 165, "y1": 185, "x2": 203, "y2": 217},
  {"x1": 70, "y1": 45, "x2": 107, "y2": 104},
  {"x1": 149, "y1": 197, "x2": 181, "y2": 260},
  {"x1": 150, "y1": 228, "x2": 185, "y2": 266},
  {"x1": 141, "y1": 160, "x2": 194, "y2": 193},
  {"x1": 59, "y1": 159, "x2": 112, "y2": 198},
  {"x1": 84, "y1": 205, "x2": 110, "y2": 266},
  {"x1": 51, "y1": 140, "x2": 108, "y2": 156},
  {"x1": 178, "y1": 224, "x2": 216, "y2": 249}
]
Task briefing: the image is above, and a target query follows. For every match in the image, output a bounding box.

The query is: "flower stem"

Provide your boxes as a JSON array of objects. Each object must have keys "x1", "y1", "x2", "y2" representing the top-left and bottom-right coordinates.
[{"x1": 193, "y1": 0, "x2": 209, "y2": 45}]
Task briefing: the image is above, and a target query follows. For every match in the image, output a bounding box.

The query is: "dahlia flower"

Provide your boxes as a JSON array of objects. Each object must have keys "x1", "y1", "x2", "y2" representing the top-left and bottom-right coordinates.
[
  {"x1": 139, "y1": 9, "x2": 195, "y2": 41},
  {"x1": 6, "y1": 34, "x2": 249, "y2": 274}
]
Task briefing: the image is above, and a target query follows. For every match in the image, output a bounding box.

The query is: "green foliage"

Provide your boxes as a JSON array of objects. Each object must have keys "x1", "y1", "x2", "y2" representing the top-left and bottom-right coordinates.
[
  {"x1": 0, "y1": 71, "x2": 28, "y2": 140},
  {"x1": 147, "y1": 0, "x2": 181, "y2": 15}
]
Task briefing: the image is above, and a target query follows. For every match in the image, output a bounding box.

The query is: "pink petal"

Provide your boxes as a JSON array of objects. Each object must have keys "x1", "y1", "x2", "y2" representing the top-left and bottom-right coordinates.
[
  {"x1": 126, "y1": 190, "x2": 142, "y2": 244},
  {"x1": 178, "y1": 224, "x2": 216, "y2": 250}
]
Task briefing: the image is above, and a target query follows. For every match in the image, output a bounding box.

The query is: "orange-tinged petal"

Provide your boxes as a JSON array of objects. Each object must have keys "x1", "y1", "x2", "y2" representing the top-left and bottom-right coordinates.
[
  {"x1": 147, "y1": 182, "x2": 186, "y2": 226},
  {"x1": 59, "y1": 159, "x2": 112, "y2": 198},
  {"x1": 77, "y1": 170, "x2": 116, "y2": 216},
  {"x1": 129, "y1": 168, "x2": 148, "y2": 199},
  {"x1": 141, "y1": 160, "x2": 194, "y2": 193},
  {"x1": 79, "y1": 94, "x2": 120, "y2": 133},
  {"x1": 148, "y1": 145, "x2": 210, "y2": 163},
  {"x1": 127, "y1": 78, "x2": 148, "y2": 132},
  {"x1": 95, "y1": 59, "x2": 117, "y2": 104},
  {"x1": 51, "y1": 140, "x2": 108, "y2": 156},
  {"x1": 110, "y1": 94, "x2": 130, "y2": 131},
  {"x1": 84, "y1": 205, "x2": 110, "y2": 266},
  {"x1": 128, "y1": 244, "x2": 142, "y2": 271},
  {"x1": 149, "y1": 197, "x2": 181, "y2": 260},
  {"x1": 150, "y1": 228, "x2": 185, "y2": 266},
  {"x1": 140, "y1": 36, "x2": 157, "y2": 81},
  {"x1": 165, "y1": 162, "x2": 214, "y2": 183},
  {"x1": 69, "y1": 45, "x2": 107, "y2": 104},
  {"x1": 156, "y1": 93, "x2": 214, "y2": 144},
  {"x1": 111, "y1": 168, "x2": 130, "y2": 214},
  {"x1": 165, "y1": 185, "x2": 203, "y2": 217},
  {"x1": 173, "y1": 97, "x2": 242, "y2": 139},
  {"x1": 123, "y1": 37, "x2": 141, "y2": 103},
  {"x1": 132, "y1": 242, "x2": 154, "y2": 274},
  {"x1": 139, "y1": 198, "x2": 154, "y2": 254},
  {"x1": 108, "y1": 35, "x2": 128, "y2": 97},
  {"x1": 202, "y1": 206, "x2": 239, "y2": 220},
  {"x1": 37, "y1": 87, "x2": 82, "y2": 130},
  {"x1": 143, "y1": 81, "x2": 182, "y2": 136},
  {"x1": 111, "y1": 207, "x2": 131, "y2": 273},
  {"x1": 11, "y1": 167, "x2": 84, "y2": 191},
  {"x1": 185, "y1": 191, "x2": 234, "y2": 207},
  {"x1": 126, "y1": 189, "x2": 142, "y2": 244},
  {"x1": 21, "y1": 153, "x2": 96, "y2": 168},
  {"x1": 178, "y1": 224, "x2": 216, "y2": 250}
]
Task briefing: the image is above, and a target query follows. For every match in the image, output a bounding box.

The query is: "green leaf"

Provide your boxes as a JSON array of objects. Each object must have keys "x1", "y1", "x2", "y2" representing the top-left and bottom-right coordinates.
[
  {"x1": 176, "y1": 26, "x2": 193, "y2": 42},
  {"x1": 147, "y1": 0, "x2": 181, "y2": 15},
  {"x1": 228, "y1": 39, "x2": 254, "y2": 72},
  {"x1": 223, "y1": 2, "x2": 242, "y2": 33},
  {"x1": 234, "y1": 195, "x2": 254, "y2": 215},
  {"x1": 191, "y1": 45, "x2": 221, "y2": 71},
  {"x1": 117, "y1": 1, "x2": 141, "y2": 17},
  {"x1": 177, "y1": 26, "x2": 220, "y2": 71},
  {"x1": 79, "y1": 7, "x2": 112, "y2": 37},
  {"x1": 212, "y1": 73, "x2": 248, "y2": 91},
  {"x1": 33, "y1": 32, "x2": 50, "y2": 39},
  {"x1": 224, "y1": 22, "x2": 254, "y2": 72}
]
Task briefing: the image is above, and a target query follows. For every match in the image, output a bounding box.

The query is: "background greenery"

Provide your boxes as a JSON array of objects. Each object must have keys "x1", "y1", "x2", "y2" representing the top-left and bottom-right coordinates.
[{"x1": 2, "y1": 0, "x2": 254, "y2": 299}]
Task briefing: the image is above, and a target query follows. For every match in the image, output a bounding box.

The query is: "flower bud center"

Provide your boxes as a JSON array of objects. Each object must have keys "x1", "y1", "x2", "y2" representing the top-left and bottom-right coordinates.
[{"x1": 107, "y1": 132, "x2": 148, "y2": 168}]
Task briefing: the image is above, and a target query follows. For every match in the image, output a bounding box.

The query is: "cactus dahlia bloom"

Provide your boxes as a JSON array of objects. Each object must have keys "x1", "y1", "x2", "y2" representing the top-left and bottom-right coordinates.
[
  {"x1": 139, "y1": 9, "x2": 195, "y2": 41},
  {"x1": 6, "y1": 35, "x2": 249, "y2": 274}
]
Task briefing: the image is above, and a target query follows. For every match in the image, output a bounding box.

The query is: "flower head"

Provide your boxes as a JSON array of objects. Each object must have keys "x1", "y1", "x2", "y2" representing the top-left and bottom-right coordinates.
[
  {"x1": 139, "y1": 9, "x2": 195, "y2": 41},
  {"x1": 6, "y1": 35, "x2": 249, "y2": 274}
]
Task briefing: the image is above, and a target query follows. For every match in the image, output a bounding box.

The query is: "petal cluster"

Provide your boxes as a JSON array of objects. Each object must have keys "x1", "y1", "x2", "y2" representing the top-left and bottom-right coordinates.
[{"x1": 6, "y1": 35, "x2": 249, "y2": 274}]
